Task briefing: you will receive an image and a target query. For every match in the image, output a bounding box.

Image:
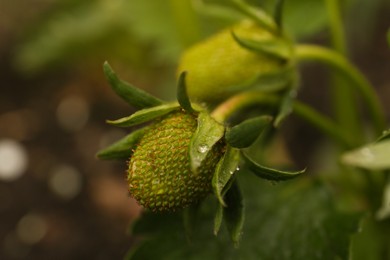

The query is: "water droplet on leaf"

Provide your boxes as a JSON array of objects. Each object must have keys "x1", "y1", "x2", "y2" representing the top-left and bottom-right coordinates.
[{"x1": 198, "y1": 144, "x2": 209, "y2": 154}]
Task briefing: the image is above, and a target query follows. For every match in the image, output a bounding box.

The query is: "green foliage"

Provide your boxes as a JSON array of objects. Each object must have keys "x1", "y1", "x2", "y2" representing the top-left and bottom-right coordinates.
[
  {"x1": 225, "y1": 116, "x2": 272, "y2": 148},
  {"x1": 242, "y1": 152, "x2": 305, "y2": 181},
  {"x1": 128, "y1": 174, "x2": 360, "y2": 260},
  {"x1": 103, "y1": 62, "x2": 164, "y2": 108},
  {"x1": 107, "y1": 103, "x2": 180, "y2": 127}
]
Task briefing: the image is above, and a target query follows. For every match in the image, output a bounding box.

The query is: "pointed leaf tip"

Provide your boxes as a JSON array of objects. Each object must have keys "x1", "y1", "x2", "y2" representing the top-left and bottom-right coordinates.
[
  {"x1": 103, "y1": 62, "x2": 164, "y2": 109},
  {"x1": 96, "y1": 127, "x2": 146, "y2": 160},
  {"x1": 177, "y1": 71, "x2": 195, "y2": 113},
  {"x1": 242, "y1": 152, "x2": 305, "y2": 181},
  {"x1": 224, "y1": 180, "x2": 244, "y2": 246}
]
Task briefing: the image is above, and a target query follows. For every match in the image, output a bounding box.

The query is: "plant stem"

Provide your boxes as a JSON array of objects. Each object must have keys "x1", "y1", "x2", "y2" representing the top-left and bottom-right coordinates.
[
  {"x1": 295, "y1": 44, "x2": 386, "y2": 135},
  {"x1": 325, "y1": 0, "x2": 361, "y2": 142},
  {"x1": 211, "y1": 91, "x2": 354, "y2": 148},
  {"x1": 326, "y1": 0, "x2": 347, "y2": 54}
]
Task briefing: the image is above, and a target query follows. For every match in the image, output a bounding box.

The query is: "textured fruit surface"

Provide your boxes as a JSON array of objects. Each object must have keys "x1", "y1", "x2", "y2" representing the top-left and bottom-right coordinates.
[
  {"x1": 178, "y1": 20, "x2": 284, "y2": 104},
  {"x1": 128, "y1": 111, "x2": 223, "y2": 211}
]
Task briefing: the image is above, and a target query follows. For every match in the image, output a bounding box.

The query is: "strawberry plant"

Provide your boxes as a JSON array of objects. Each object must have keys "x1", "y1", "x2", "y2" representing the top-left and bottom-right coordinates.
[{"x1": 98, "y1": 0, "x2": 390, "y2": 259}]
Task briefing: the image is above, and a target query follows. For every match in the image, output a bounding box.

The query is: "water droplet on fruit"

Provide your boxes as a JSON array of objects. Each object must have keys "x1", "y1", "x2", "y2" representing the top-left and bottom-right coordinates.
[{"x1": 198, "y1": 145, "x2": 209, "y2": 153}]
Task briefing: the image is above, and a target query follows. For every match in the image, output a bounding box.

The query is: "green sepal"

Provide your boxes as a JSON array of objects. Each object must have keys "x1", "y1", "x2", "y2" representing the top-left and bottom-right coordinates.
[
  {"x1": 226, "y1": 116, "x2": 272, "y2": 148},
  {"x1": 213, "y1": 203, "x2": 223, "y2": 236},
  {"x1": 242, "y1": 151, "x2": 305, "y2": 181},
  {"x1": 107, "y1": 103, "x2": 180, "y2": 127},
  {"x1": 177, "y1": 71, "x2": 195, "y2": 113},
  {"x1": 96, "y1": 127, "x2": 146, "y2": 160},
  {"x1": 274, "y1": 89, "x2": 295, "y2": 127},
  {"x1": 221, "y1": 67, "x2": 293, "y2": 97},
  {"x1": 231, "y1": 0, "x2": 277, "y2": 34},
  {"x1": 224, "y1": 180, "x2": 245, "y2": 247},
  {"x1": 231, "y1": 31, "x2": 291, "y2": 60},
  {"x1": 214, "y1": 175, "x2": 237, "y2": 236},
  {"x1": 103, "y1": 62, "x2": 164, "y2": 108},
  {"x1": 341, "y1": 139, "x2": 390, "y2": 170},
  {"x1": 212, "y1": 146, "x2": 240, "y2": 206},
  {"x1": 189, "y1": 111, "x2": 225, "y2": 173}
]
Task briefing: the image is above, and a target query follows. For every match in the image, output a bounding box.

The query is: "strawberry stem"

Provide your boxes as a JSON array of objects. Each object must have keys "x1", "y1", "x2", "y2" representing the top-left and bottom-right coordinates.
[
  {"x1": 211, "y1": 91, "x2": 355, "y2": 148},
  {"x1": 295, "y1": 44, "x2": 386, "y2": 136}
]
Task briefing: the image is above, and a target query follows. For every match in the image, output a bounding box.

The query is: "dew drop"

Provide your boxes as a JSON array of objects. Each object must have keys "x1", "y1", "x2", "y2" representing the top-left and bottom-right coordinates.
[{"x1": 198, "y1": 144, "x2": 209, "y2": 154}]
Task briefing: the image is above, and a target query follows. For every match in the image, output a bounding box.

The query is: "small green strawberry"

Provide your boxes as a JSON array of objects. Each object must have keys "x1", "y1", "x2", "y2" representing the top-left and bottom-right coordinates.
[
  {"x1": 127, "y1": 111, "x2": 224, "y2": 211},
  {"x1": 177, "y1": 19, "x2": 294, "y2": 104}
]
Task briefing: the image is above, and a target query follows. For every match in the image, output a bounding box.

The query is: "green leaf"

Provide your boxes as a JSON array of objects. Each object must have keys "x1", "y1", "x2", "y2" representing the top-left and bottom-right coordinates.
[
  {"x1": 231, "y1": 0, "x2": 277, "y2": 34},
  {"x1": 177, "y1": 71, "x2": 195, "y2": 113},
  {"x1": 341, "y1": 139, "x2": 390, "y2": 170},
  {"x1": 96, "y1": 128, "x2": 146, "y2": 160},
  {"x1": 223, "y1": 180, "x2": 245, "y2": 247},
  {"x1": 107, "y1": 103, "x2": 179, "y2": 127},
  {"x1": 212, "y1": 146, "x2": 240, "y2": 206},
  {"x1": 103, "y1": 62, "x2": 164, "y2": 109},
  {"x1": 225, "y1": 66, "x2": 294, "y2": 94},
  {"x1": 189, "y1": 111, "x2": 225, "y2": 172},
  {"x1": 242, "y1": 152, "x2": 305, "y2": 181},
  {"x1": 225, "y1": 116, "x2": 272, "y2": 148},
  {"x1": 231, "y1": 31, "x2": 291, "y2": 60},
  {"x1": 129, "y1": 174, "x2": 360, "y2": 260}
]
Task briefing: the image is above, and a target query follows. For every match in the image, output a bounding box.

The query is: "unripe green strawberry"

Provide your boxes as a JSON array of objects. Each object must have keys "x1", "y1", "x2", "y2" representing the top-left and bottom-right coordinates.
[
  {"x1": 177, "y1": 20, "x2": 287, "y2": 104},
  {"x1": 127, "y1": 111, "x2": 224, "y2": 211}
]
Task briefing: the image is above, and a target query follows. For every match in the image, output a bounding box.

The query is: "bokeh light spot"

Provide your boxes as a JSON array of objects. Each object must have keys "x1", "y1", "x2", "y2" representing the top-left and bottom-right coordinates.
[
  {"x1": 0, "y1": 139, "x2": 28, "y2": 181},
  {"x1": 16, "y1": 213, "x2": 47, "y2": 245},
  {"x1": 49, "y1": 164, "x2": 83, "y2": 200}
]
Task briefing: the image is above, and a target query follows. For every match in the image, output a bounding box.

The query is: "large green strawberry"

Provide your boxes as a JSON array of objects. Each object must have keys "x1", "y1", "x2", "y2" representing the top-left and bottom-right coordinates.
[{"x1": 127, "y1": 111, "x2": 224, "y2": 211}]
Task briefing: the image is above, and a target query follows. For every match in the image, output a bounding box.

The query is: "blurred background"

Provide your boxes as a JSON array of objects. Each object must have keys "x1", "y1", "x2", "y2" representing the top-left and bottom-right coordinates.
[{"x1": 0, "y1": 0, "x2": 389, "y2": 259}]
